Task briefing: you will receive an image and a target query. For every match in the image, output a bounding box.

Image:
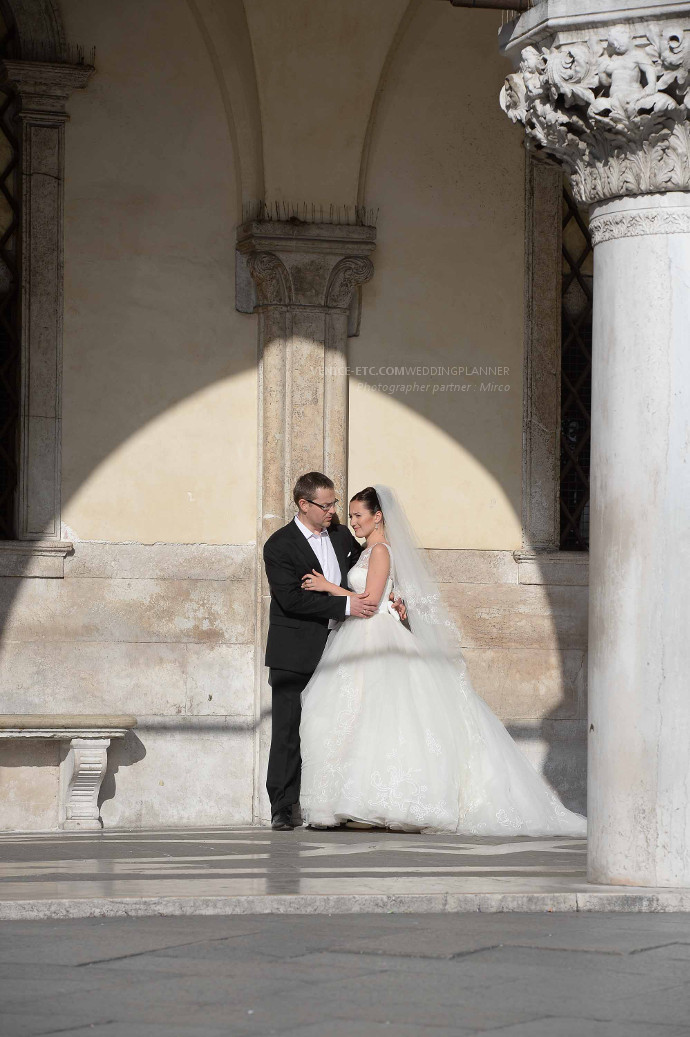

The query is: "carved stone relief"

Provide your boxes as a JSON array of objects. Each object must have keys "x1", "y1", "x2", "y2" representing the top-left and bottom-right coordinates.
[{"x1": 501, "y1": 22, "x2": 690, "y2": 203}]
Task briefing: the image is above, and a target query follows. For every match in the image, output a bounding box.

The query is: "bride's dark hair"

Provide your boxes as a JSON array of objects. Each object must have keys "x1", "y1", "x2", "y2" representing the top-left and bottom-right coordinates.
[{"x1": 350, "y1": 486, "x2": 382, "y2": 515}]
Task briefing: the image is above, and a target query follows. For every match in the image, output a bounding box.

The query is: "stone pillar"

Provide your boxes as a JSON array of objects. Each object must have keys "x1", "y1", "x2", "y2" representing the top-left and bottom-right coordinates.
[
  {"x1": 0, "y1": 59, "x2": 94, "y2": 540},
  {"x1": 236, "y1": 220, "x2": 375, "y2": 821},
  {"x1": 500, "y1": 4, "x2": 690, "y2": 886}
]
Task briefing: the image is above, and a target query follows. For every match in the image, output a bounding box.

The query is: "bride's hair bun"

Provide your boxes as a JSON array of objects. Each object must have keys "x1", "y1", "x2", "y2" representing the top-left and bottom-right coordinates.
[{"x1": 350, "y1": 486, "x2": 381, "y2": 515}]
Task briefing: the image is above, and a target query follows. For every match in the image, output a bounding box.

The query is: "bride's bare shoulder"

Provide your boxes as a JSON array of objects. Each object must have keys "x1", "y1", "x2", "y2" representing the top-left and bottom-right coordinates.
[{"x1": 368, "y1": 542, "x2": 392, "y2": 566}]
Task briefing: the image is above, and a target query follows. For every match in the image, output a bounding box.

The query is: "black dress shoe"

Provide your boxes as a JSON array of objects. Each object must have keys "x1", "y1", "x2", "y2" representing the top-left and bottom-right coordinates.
[{"x1": 271, "y1": 808, "x2": 295, "y2": 831}]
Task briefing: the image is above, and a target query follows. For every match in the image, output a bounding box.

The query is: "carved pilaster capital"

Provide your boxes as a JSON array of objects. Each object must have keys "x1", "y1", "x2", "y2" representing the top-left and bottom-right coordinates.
[
  {"x1": 237, "y1": 220, "x2": 376, "y2": 310},
  {"x1": 0, "y1": 59, "x2": 94, "y2": 120},
  {"x1": 500, "y1": 15, "x2": 690, "y2": 204}
]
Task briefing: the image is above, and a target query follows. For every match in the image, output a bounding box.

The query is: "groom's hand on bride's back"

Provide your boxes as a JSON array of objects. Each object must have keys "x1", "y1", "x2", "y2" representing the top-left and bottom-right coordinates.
[{"x1": 350, "y1": 594, "x2": 377, "y2": 618}]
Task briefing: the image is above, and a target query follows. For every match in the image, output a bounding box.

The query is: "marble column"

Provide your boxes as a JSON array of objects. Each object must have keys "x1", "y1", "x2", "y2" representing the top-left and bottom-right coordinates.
[
  {"x1": 500, "y1": 3, "x2": 690, "y2": 886},
  {"x1": 236, "y1": 220, "x2": 375, "y2": 821}
]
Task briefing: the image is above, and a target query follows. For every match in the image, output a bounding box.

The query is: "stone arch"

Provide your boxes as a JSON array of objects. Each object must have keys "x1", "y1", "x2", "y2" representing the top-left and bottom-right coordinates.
[{"x1": 0, "y1": 0, "x2": 65, "y2": 59}]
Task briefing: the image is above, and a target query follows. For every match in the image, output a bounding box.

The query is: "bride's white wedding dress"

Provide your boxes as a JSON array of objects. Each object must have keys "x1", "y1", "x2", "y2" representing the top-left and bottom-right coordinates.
[{"x1": 299, "y1": 542, "x2": 586, "y2": 836}]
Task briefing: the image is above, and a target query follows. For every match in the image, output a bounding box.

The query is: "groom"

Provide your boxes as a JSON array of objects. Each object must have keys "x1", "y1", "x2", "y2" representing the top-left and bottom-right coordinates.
[{"x1": 263, "y1": 471, "x2": 391, "y2": 831}]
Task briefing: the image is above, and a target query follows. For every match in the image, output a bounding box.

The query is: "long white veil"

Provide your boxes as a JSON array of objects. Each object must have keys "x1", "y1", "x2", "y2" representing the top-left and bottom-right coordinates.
[
  {"x1": 371, "y1": 484, "x2": 586, "y2": 835},
  {"x1": 374, "y1": 484, "x2": 469, "y2": 676}
]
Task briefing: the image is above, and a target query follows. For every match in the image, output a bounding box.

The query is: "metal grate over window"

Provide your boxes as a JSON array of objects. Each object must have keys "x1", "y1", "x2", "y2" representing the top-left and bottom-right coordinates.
[
  {"x1": 0, "y1": 7, "x2": 20, "y2": 539},
  {"x1": 560, "y1": 179, "x2": 592, "y2": 552}
]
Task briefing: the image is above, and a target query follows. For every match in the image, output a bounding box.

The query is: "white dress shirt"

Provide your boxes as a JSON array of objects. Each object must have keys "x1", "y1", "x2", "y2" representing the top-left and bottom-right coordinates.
[{"x1": 294, "y1": 515, "x2": 351, "y2": 626}]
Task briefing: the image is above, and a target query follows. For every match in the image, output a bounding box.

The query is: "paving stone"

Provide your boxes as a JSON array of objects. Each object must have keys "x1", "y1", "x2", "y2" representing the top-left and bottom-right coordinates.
[
  {"x1": 281, "y1": 1023, "x2": 475, "y2": 1036},
  {"x1": 1, "y1": 971, "x2": 292, "y2": 1016},
  {"x1": 0, "y1": 1016, "x2": 92, "y2": 1037},
  {"x1": 0, "y1": 970, "x2": 104, "y2": 1001},
  {"x1": 606, "y1": 983, "x2": 690, "y2": 1028},
  {"x1": 334, "y1": 915, "x2": 568, "y2": 958},
  {"x1": 474, "y1": 1019, "x2": 689, "y2": 1036},
  {"x1": 1, "y1": 967, "x2": 398, "y2": 1032},
  {"x1": 321, "y1": 998, "x2": 540, "y2": 1032},
  {"x1": 460, "y1": 943, "x2": 690, "y2": 982},
  {"x1": 0, "y1": 1022, "x2": 235, "y2": 1037},
  {"x1": 1, "y1": 913, "x2": 689, "y2": 1036},
  {"x1": 97, "y1": 952, "x2": 383, "y2": 984},
  {"x1": 302, "y1": 954, "x2": 685, "y2": 1029},
  {"x1": 633, "y1": 943, "x2": 690, "y2": 961},
  {"x1": 510, "y1": 925, "x2": 690, "y2": 955},
  {"x1": 0, "y1": 917, "x2": 270, "y2": 966},
  {"x1": 278, "y1": 970, "x2": 540, "y2": 1030},
  {"x1": 154, "y1": 929, "x2": 374, "y2": 963}
]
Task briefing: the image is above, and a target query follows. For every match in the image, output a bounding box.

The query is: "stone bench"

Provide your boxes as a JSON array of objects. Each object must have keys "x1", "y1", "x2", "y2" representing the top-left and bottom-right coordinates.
[{"x1": 0, "y1": 715, "x2": 137, "y2": 831}]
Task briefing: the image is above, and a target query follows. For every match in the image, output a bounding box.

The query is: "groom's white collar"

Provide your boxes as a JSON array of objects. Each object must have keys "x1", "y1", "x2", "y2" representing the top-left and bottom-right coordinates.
[{"x1": 294, "y1": 515, "x2": 328, "y2": 539}]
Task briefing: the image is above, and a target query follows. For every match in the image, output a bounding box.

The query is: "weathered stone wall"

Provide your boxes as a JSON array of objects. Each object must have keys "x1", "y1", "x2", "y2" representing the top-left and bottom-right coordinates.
[
  {"x1": 0, "y1": 543, "x2": 587, "y2": 828},
  {"x1": 0, "y1": 542, "x2": 256, "y2": 829}
]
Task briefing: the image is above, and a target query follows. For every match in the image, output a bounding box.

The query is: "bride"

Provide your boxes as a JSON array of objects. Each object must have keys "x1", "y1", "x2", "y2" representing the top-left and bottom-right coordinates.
[{"x1": 298, "y1": 484, "x2": 587, "y2": 836}]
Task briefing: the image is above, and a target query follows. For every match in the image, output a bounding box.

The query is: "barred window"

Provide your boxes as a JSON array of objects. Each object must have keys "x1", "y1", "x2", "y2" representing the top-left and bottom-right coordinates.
[
  {"x1": 0, "y1": 4, "x2": 20, "y2": 538},
  {"x1": 560, "y1": 179, "x2": 592, "y2": 551}
]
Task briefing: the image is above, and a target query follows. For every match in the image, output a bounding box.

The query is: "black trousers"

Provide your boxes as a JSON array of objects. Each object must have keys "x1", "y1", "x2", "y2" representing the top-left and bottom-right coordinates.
[{"x1": 266, "y1": 667, "x2": 313, "y2": 814}]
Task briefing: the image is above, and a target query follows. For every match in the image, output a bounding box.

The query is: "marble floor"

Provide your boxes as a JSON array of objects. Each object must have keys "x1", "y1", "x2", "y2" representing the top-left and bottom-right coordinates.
[{"x1": 0, "y1": 827, "x2": 688, "y2": 917}]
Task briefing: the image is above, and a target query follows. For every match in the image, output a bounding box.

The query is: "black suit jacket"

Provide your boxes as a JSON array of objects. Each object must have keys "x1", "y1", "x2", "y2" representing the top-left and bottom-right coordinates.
[{"x1": 263, "y1": 518, "x2": 364, "y2": 674}]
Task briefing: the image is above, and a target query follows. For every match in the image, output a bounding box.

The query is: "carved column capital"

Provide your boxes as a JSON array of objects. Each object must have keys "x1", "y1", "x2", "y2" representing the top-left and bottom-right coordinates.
[
  {"x1": 236, "y1": 220, "x2": 376, "y2": 310},
  {"x1": 500, "y1": 11, "x2": 690, "y2": 204}
]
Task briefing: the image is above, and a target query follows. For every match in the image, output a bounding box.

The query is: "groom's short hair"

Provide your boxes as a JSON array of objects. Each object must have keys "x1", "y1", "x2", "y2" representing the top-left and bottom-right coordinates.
[{"x1": 293, "y1": 472, "x2": 334, "y2": 507}]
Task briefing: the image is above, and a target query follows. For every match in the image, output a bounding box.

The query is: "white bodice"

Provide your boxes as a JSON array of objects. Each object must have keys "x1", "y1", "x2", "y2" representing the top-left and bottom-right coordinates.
[{"x1": 347, "y1": 543, "x2": 394, "y2": 613}]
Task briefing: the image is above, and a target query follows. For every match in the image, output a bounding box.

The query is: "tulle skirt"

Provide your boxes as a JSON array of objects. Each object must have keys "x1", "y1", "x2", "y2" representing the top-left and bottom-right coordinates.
[{"x1": 299, "y1": 611, "x2": 587, "y2": 836}]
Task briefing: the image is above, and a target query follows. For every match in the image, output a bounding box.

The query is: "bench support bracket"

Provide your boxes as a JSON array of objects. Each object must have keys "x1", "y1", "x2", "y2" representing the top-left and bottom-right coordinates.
[{"x1": 62, "y1": 737, "x2": 111, "y2": 831}]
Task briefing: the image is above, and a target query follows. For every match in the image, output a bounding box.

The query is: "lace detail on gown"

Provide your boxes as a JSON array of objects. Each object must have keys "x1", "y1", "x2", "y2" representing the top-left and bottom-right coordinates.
[{"x1": 299, "y1": 542, "x2": 586, "y2": 836}]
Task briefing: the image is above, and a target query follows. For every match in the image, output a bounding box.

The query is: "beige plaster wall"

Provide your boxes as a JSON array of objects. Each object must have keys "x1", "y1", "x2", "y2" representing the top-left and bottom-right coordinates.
[
  {"x1": 0, "y1": 542, "x2": 257, "y2": 830},
  {"x1": 58, "y1": 0, "x2": 523, "y2": 551},
  {"x1": 60, "y1": 0, "x2": 257, "y2": 545},
  {"x1": 349, "y1": 4, "x2": 525, "y2": 549}
]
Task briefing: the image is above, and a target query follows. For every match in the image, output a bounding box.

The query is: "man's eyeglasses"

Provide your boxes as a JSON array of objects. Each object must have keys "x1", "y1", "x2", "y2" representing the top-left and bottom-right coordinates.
[{"x1": 304, "y1": 498, "x2": 339, "y2": 513}]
